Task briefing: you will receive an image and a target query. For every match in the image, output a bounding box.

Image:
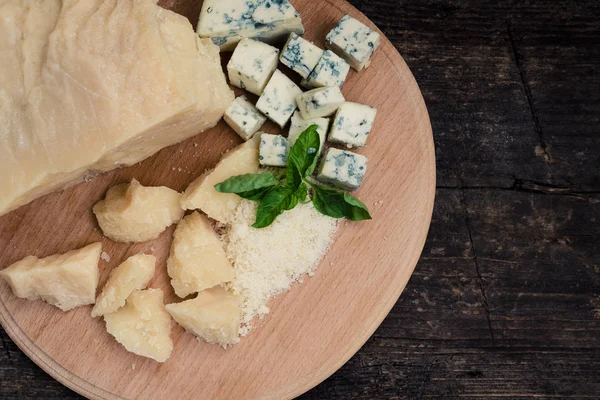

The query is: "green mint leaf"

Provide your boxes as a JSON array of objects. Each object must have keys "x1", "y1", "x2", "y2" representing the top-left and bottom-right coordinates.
[
  {"x1": 311, "y1": 183, "x2": 372, "y2": 221},
  {"x1": 286, "y1": 125, "x2": 321, "y2": 189},
  {"x1": 235, "y1": 186, "x2": 275, "y2": 201},
  {"x1": 296, "y1": 182, "x2": 309, "y2": 203},
  {"x1": 252, "y1": 186, "x2": 297, "y2": 228},
  {"x1": 214, "y1": 172, "x2": 279, "y2": 195}
]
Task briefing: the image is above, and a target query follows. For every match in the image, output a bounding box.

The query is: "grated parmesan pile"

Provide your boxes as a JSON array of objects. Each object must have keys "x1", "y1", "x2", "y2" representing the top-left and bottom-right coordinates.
[{"x1": 224, "y1": 200, "x2": 338, "y2": 336}]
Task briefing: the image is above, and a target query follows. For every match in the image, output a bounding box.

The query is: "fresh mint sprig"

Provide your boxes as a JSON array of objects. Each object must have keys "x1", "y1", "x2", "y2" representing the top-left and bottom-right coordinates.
[{"x1": 215, "y1": 125, "x2": 372, "y2": 228}]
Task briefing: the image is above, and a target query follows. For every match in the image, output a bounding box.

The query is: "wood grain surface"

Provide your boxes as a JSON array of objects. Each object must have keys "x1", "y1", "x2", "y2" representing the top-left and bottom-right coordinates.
[
  {"x1": 0, "y1": 0, "x2": 435, "y2": 399},
  {"x1": 3, "y1": 0, "x2": 600, "y2": 399}
]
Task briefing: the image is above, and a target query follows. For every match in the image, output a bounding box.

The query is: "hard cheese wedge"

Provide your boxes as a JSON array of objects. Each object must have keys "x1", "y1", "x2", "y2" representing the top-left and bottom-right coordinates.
[
  {"x1": 104, "y1": 289, "x2": 173, "y2": 363},
  {"x1": 91, "y1": 254, "x2": 156, "y2": 318},
  {"x1": 181, "y1": 135, "x2": 260, "y2": 223},
  {"x1": 0, "y1": 0, "x2": 233, "y2": 217},
  {"x1": 167, "y1": 212, "x2": 234, "y2": 298},
  {"x1": 0, "y1": 243, "x2": 101, "y2": 311},
  {"x1": 166, "y1": 287, "x2": 242, "y2": 347},
  {"x1": 93, "y1": 179, "x2": 184, "y2": 243}
]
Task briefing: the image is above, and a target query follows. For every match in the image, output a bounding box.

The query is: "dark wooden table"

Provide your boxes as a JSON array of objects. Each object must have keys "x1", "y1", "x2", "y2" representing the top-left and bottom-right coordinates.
[{"x1": 2, "y1": 0, "x2": 599, "y2": 398}]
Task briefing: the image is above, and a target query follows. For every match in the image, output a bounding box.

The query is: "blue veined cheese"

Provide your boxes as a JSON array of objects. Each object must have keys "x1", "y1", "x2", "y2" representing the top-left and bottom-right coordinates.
[
  {"x1": 287, "y1": 111, "x2": 329, "y2": 153},
  {"x1": 256, "y1": 70, "x2": 303, "y2": 127},
  {"x1": 328, "y1": 102, "x2": 377, "y2": 148},
  {"x1": 301, "y1": 50, "x2": 350, "y2": 89},
  {"x1": 197, "y1": 0, "x2": 304, "y2": 51},
  {"x1": 259, "y1": 133, "x2": 289, "y2": 167},
  {"x1": 223, "y1": 96, "x2": 267, "y2": 140},
  {"x1": 325, "y1": 15, "x2": 381, "y2": 71},
  {"x1": 295, "y1": 86, "x2": 345, "y2": 119},
  {"x1": 317, "y1": 148, "x2": 367, "y2": 191},
  {"x1": 227, "y1": 39, "x2": 279, "y2": 96},
  {"x1": 280, "y1": 33, "x2": 324, "y2": 79}
]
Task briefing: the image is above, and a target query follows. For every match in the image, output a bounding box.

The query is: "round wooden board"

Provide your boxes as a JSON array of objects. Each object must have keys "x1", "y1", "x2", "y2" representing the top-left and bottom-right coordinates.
[{"x1": 0, "y1": 0, "x2": 435, "y2": 399}]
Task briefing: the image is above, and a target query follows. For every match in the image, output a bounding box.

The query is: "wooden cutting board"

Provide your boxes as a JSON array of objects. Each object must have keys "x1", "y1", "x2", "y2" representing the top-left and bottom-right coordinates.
[{"x1": 0, "y1": 0, "x2": 435, "y2": 399}]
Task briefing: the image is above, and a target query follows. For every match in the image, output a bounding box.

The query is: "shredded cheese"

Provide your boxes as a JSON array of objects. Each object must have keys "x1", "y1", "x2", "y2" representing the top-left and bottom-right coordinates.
[{"x1": 224, "y1": 200, "x2": 338, "y2": 336}]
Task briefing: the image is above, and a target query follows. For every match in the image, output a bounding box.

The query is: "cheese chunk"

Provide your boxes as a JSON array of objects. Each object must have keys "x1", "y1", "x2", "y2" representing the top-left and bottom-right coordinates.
[
  {"x1": 91, "y1": 254, "x2": 156, "y2": 317},
  {"x1": 223, "y1": 96, "x2": 267, "y2": 141},
  {"x1": 93, "y1": 179, "x2": 184, "y2": 243},
  {"x1": 227, "y1": 39, "x2": 280, "y2": 95},
  {"x1": 301, "y1": 50, "x2": 350, "y2": 89},
  {"x1": 260, "y1": 134, "x2": 289, "y2": 167},
  {"x1": 197, "y1": 0, "x2": 304, "y2": 51},
  {"x1": 280, "y1": 33, "x2": 324, "y2": 79},
  {"x1": 104, "y1": 289, "x2": 173, "y2": 362},
  {"x1": 296, "y1": 87, "x2": 345, "y2": 120},
  {"x1": 0, "y1": 243, "x2": 101, "y2": 311},
  {"x1": 325, "y1": 15, "x2": 381, "y2": 71},
  {"x1": 166, "y1": 287, "x2": 241, "y2": 347},
  {"x1": 288, "y1": 111, "x2": 329, "y2": 153},
  {"x1": 256, "y1": 70, "x2": 303, "y2": 127},
  {"x1": 317, "y1": 148, "x2": 368, "y2": 191},
  {"x1": 0, "y1": 0, "x2": 233, "y2": 218},
  {"x1": 328, "y1": 102, "x2": 377, "y2": 148},
  {"x1": 167, "y1": 212, "x2": 234, "y2": 298},
  {"x1": 181, "y1": 135, "x2": 260, "y2": 223}
]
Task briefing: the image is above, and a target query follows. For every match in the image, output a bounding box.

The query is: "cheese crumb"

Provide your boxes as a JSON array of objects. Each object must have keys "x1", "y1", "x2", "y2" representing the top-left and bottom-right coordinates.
[
  {"x1": 100, "y1": 251, "x2": 111, "y2": 262},
  {"x1": 224, "y1": 201, "x2": 337, "y2": 336}
]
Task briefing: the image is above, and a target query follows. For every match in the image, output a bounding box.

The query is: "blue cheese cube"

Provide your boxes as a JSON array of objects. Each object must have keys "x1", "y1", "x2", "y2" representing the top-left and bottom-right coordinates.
[
  {"x1": 325, "y1": 15, "x2": 381, "y2": 71},
  {"x1": 301, "y1": 50, "x2": 350, "y2": 89},
  {"x1": 223, "y1": 96, "x2": 267, "y2": 140},
  {"x1": 287, "y1": 111, "x2": 329, "y2": 153},
  {"x1": 328, "y1": 102, "x2": 377, "y2": 148},
  {"x1": 280, "y1": 33, "x2": 324, "y2": 79},
  {"x1": 227, "y1": 39, "x2": 279, "y2": 96},
  {"x1": 295, "y1": 87, "x2": 345, "y2": 119},
  {"x1": 317, "y1": 148, "x2": 367, "y2": 191},
  {"x1": 197, "y1": 0, "x2": 305, "y2": 52},
  {"x1": 259, "y1": 133, "x2": 288, "y2": 167},
  {"x1": 256, "y1": 70, "x2": 303, "y2": 127}
]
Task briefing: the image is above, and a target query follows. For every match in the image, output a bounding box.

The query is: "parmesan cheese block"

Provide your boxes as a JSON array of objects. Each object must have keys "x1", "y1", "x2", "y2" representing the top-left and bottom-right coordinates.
[
  {"x1": 93, "y1": 179, "x2": 184, "y2": 243},
  {"x1": 91, "y1": 254, "x2": 156, "y2": 317},
  {"x1": 0, "y1": 0, "x2": 234, "y2": 218},
  {"x1": 166, "y1": 287, "x2": 242, "y2": 347},
  {"x1": 0, "y1": 243, "x2": 101, "y2": 311},
  {"x1": 181, "y1": 135, "x2": 260, "y2": 223},
  {"x1": 104, "y1": 289, "x2": 173, "y2": 362},
  {"x1": 167, "y1": 212, "x2": 234, "y2": 298}
]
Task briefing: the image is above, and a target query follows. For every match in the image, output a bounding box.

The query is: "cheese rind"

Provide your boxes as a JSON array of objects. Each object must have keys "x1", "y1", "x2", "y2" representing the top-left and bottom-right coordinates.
[
  {"x1": 328, "y1": 102, "x2": 377, "y2": 148},
  {"x1": 280, "y1": 33, "x2": 324, "y2": 79},
  {"x1": 227, "y1": 39, "x2": 280, "y2": 96},
  {"x1": 296, "y1": 87, "x2": 345, "y2": 120},
  {"x1": 104, "y1": 289, "x2": 173, "y2": 362},
  {"x1": 0, "y1": 243, "x2": 101, "y2": 311},
  {"x1": 181, "y1": 135, "x2": 261, "y2": 223},
  {"x1": 91, "y1": 254, "x2": 156, "y2": 317},
  {"x1": 288, "y1": 111, "x2": 329, "y2": 153},
  {"x1": 0, "y1": 0, "x2": 234, "y2": 218},
  {"x1": 317, "y1": 148, "x2": 368, "y2": 191},
  {"x1": 301, "y1": 50, "x2": 350, "y2": 89},
  {"x1": 167, "y1": 212, "x2": 234, "y2": 298},
  {"x1": 166, "y1": 287, "x2": 241, "y2": 347},
  {"x1": 223, "y1": 96, "x2": 267, "y2": 141},
  {"x1": 93, "y1": 179, "x2": 184, "y2": 243},
  {"x1": 256, "y1": 70, "x2": 303, "y2": 127},
  {"x1": 197, "y1": 0, "x2": 304, "y2": 51},
  {"x1": 259, "y1": 134, "x2": 289, "y2": 167},
  {"x1": 325, "y1": 15, "x2": 381, "y2": 71}
]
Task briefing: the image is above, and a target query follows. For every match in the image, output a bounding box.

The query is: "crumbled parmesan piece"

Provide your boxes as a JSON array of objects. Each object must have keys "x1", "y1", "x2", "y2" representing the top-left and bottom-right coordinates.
[
  {"x1": 224, "y1": 201, "x2": 337, "y2": 335},
  {"x1": 100, "y1": 251, "x2": 111, "y2": 262}
]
